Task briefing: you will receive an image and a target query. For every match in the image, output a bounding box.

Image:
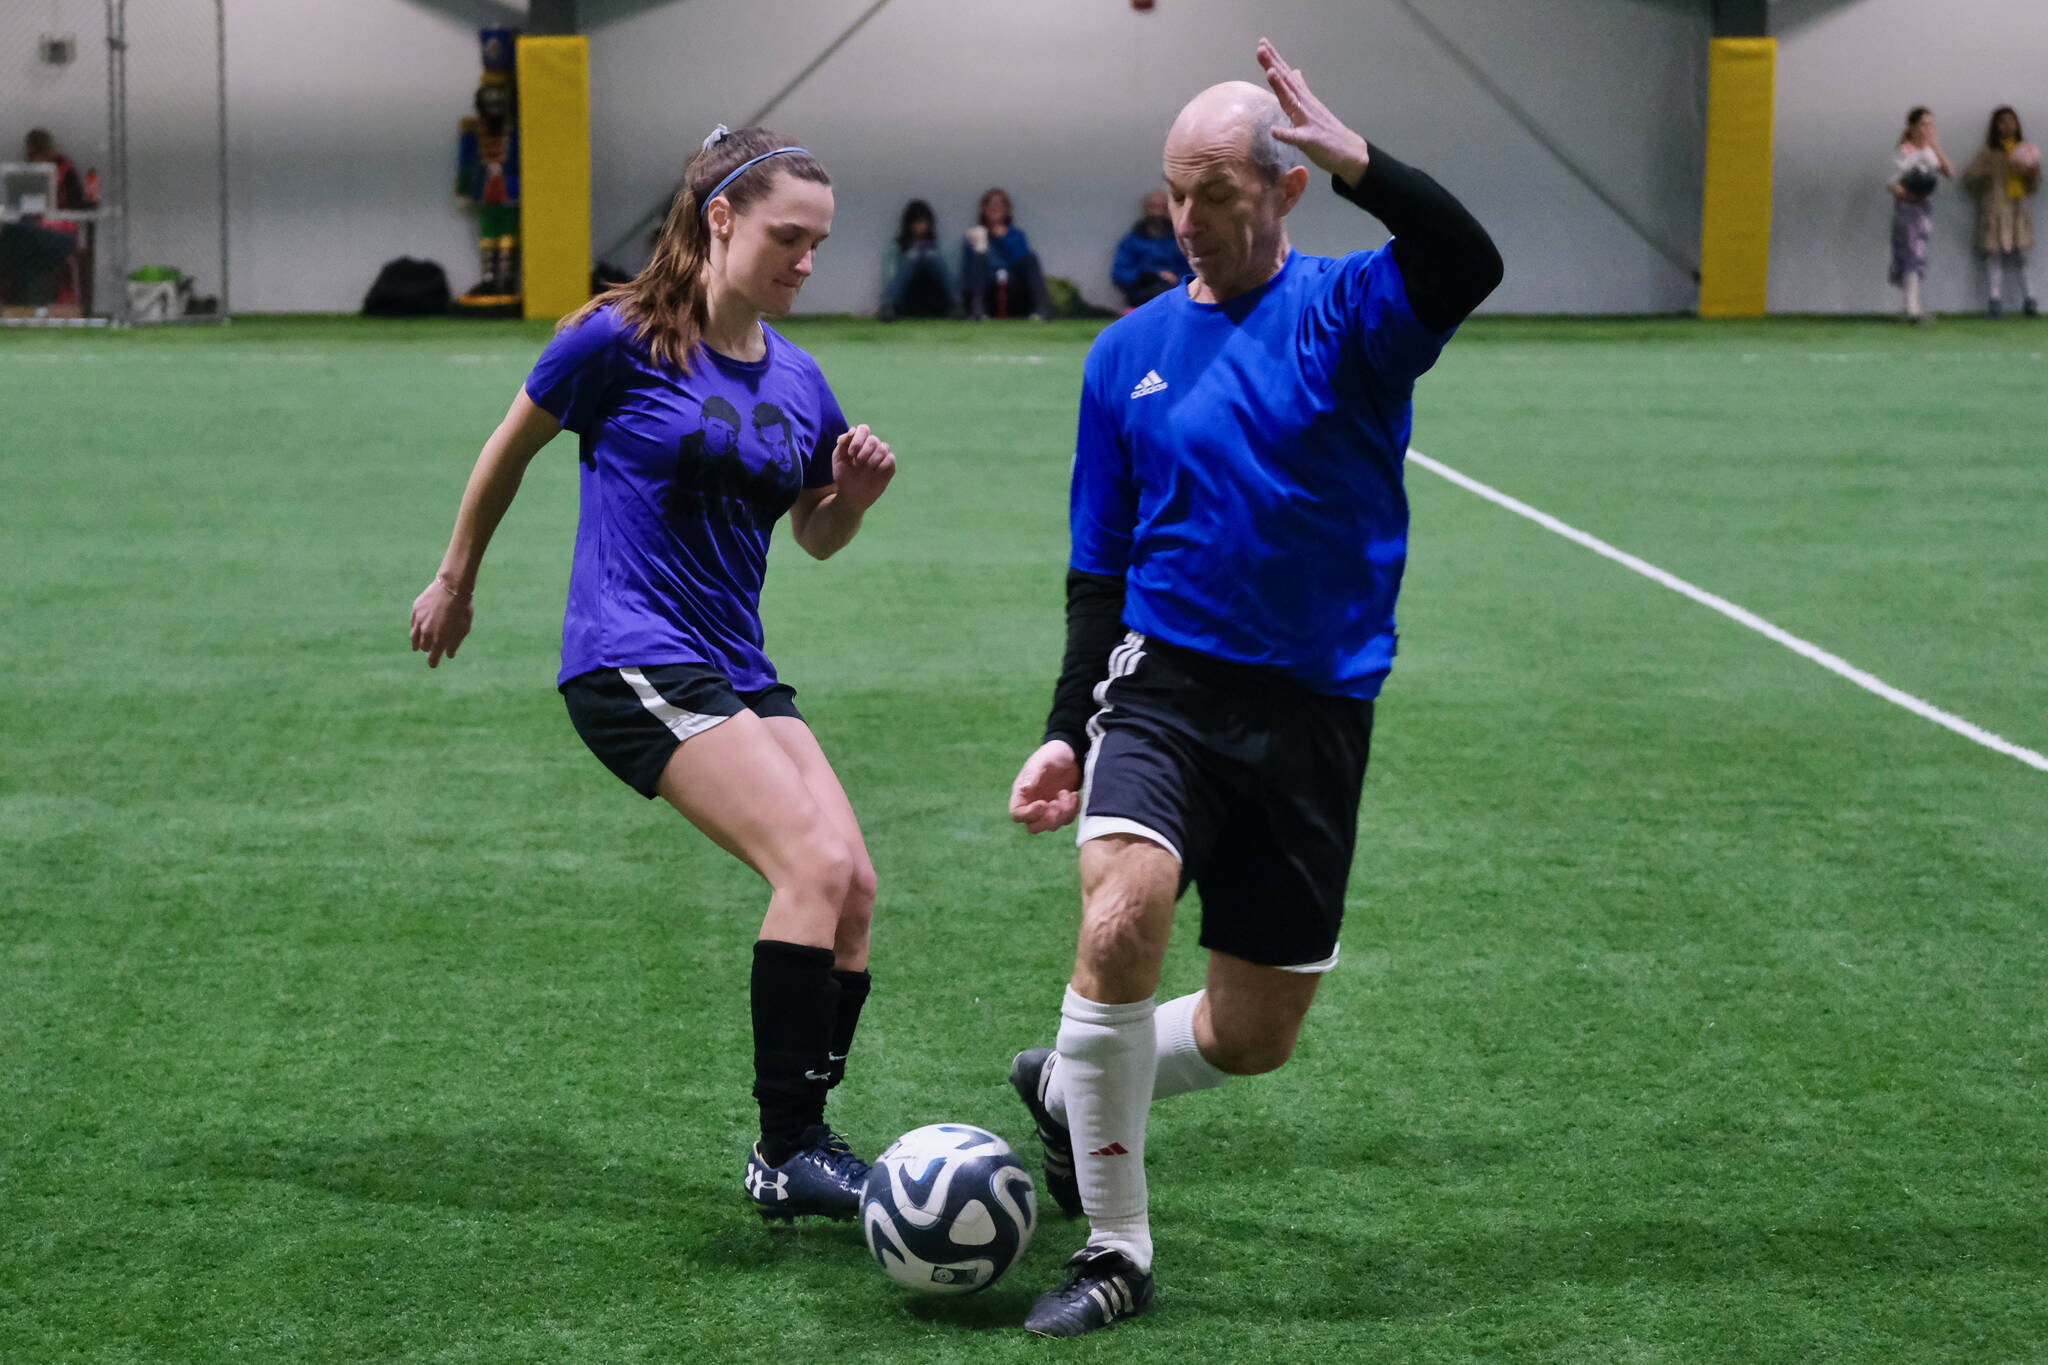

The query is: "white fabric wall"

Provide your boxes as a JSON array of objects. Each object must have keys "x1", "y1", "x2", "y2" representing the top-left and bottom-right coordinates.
[
  {"x1": 1770, "y1": 0, "x2": 2048, "y2": 314},
  {"x1": 213, "y1": 1, "x2": 505, "y2": 312},
  {"x1": 50, "y1": 0, "x2": 2043, "y2": 316},
  {"x1": 585, "y1": 0, "x2": 1711, "y2": 316},
  {"x1": 18, "y1": 0, "x2": 1705, "y2": 314}
]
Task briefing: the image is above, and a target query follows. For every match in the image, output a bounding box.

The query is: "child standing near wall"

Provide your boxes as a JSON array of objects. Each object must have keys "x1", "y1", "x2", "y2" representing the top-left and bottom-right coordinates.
[
  {"x1": 1962, "y1": 106, "x2": 2040, "y2": 318},
  {"x1": 1889, "y1": 107, "x2": 1953, "y2": 324}
]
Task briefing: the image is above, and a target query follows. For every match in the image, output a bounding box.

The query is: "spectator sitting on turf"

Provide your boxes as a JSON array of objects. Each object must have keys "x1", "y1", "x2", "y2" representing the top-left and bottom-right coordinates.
[
  {"x1": 877, "y1": 198, "x2": 955, "y2": 321},
  {"x1": 1111, "y1": 189, "x2": 1188, "y2": 309},
  {"x1": 961, "y1": 187, "x2": 1055, "y2": 320}
]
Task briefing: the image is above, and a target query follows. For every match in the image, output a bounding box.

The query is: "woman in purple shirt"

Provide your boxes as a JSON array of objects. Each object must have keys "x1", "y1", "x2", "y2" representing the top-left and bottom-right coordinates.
[{"x1": 410, "y1": 125, "x2": 897, "y2": 1223}]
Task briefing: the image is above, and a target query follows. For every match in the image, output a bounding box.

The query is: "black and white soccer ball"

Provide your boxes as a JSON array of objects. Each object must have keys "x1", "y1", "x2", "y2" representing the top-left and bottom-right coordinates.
[{"x1": 860, "y1": 1123, "x2": 1036, "y2": 1295}]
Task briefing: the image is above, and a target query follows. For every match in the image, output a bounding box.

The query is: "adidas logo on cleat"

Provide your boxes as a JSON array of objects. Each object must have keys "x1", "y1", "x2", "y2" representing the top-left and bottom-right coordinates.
[{"x1": 1129, "y1": 370, "x2": 1169, "y2": 398}]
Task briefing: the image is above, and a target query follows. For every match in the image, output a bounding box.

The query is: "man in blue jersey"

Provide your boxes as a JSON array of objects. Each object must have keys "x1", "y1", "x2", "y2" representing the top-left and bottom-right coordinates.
[{"x1": 1005, "y1": 39, "x2": 1502, "y2": 1337}]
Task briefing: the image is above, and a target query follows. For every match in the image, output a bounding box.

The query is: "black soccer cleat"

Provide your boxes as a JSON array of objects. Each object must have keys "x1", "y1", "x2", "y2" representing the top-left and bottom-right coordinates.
[
  {"x1": 1024, "y1": 1245, "x2": 1155, "y2": 1337},
  {"x1": 1009, "y1": 1048, "x2": 1083, "y2": 1219},
  {"x1": 744, "y1": 1125, "x2": 871, "y2": 1223}
]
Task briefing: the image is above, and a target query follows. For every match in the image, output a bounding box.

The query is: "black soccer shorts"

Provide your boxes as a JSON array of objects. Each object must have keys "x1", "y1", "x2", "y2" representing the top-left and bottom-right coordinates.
[
  {"x1": 1076, "y1": 633, "x2": 1375, "y2": 972},
  {"x1": 562, "y1": 662, "x2": 804, "y2": 799}
]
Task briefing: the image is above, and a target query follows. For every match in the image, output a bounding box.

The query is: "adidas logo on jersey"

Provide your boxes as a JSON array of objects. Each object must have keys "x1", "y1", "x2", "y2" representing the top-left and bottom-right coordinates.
[{"x1": 1129, "y1": 370, "x2": 1168, "y2": 399}]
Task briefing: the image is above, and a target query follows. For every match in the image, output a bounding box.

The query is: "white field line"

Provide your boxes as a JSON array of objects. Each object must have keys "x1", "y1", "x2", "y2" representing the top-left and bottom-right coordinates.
[{"x1": 1406, "y1": 448, "x2": 2048, "y2": 774}]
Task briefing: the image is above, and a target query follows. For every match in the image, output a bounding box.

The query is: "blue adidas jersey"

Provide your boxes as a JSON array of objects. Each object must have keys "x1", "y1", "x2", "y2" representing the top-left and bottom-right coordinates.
[{"x1": 1069, "y1": 245, "x2": 1453, "y2": 698}]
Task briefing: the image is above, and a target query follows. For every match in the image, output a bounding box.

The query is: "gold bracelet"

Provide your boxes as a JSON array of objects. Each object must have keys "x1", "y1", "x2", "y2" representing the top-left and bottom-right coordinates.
[{"x1": 436, "y1": 576, "x2": 473, "y2": 601}]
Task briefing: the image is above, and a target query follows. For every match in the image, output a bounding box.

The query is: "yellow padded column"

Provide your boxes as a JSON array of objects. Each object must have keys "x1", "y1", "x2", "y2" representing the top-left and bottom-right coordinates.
[
  {"x1": 516, "y1": 35, "x2": 592, "y2": 321},
  {"x1": 1698, "y1": 37, "x2": 1776, "y2": 317}
]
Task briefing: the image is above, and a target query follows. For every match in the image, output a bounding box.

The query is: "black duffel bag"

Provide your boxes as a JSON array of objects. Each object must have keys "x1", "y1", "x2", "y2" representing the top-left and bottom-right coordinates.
[{"x1": 362, "y1": 257, "x2": 452, "y2": 317}]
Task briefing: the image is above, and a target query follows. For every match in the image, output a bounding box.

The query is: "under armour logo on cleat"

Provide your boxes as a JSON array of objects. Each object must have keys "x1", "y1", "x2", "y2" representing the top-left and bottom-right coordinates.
[
  {"x1": 1087, "y1": 1142, "x2": 1130, "y2": 1156},
  {"x1": 747, "y1": 1167, "x2": 790, "y2": 1201},
  {"x1": 1129, "y1": 370, "x2": 1168, "y2": 398}
]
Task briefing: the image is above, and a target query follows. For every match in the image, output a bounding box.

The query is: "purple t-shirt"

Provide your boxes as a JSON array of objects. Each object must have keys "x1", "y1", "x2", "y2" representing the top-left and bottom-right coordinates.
[{"x1": 524, "y1": 305, "x2": 848, "y2": 690}]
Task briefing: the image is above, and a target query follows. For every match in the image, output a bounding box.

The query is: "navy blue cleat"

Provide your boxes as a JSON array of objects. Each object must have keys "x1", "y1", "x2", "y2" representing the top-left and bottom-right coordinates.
[
  {"x1": 1024, "y1": 1245, "x2": 1155, "y2": 1337},
  {"x1": 1010, "y1": 1048, "x2": 1083, "y2": 1219},
  {"x1": 744, "y1": 1125, "x2": 871, "y2": 1223}
]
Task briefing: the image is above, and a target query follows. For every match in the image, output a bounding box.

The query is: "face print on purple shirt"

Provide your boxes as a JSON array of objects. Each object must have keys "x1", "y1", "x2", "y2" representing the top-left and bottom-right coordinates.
[
  {"x1": 752, "y1": 402, "x2": 801, "y2": 483},
  {"x1": 673, "y1": 395, "x2": 804, "y2": 528}
]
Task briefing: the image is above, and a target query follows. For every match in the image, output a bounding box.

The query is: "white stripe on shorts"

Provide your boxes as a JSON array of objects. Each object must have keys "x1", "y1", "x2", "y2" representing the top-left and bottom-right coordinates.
[
  {"x1": 1075, "y1": 814, "x2": 1182, "y2": 862},
  {"x1": 618, "y1": 666, "x2": 733, "y2": 744},
  {"x1": 1078, "y1": 634, "x2": 1177, "y2": 855},
  {"x1": 1276, "y1": 945, "x2": 1340, "y2": 975}
]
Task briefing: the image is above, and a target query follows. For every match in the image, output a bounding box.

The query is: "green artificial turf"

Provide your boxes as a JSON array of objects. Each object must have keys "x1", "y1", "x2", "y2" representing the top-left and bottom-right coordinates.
[{"x1": 3, "y1": 314, "x2": 2044, "y2": 1362}]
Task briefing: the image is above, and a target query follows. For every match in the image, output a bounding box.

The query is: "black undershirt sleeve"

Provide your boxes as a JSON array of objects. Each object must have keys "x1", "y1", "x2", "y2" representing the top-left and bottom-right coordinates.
[
  {"x1": 1333, "y1": 148, "x2": 1504, "y2": 333},
  {"x1": 1042, "y1": 568, "x2": 1128, "y2": 757}
]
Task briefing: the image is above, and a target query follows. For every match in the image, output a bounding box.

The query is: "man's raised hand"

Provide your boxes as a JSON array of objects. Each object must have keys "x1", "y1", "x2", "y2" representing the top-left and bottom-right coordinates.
[{"x1": 1258, "y1": 37, "x2": 1371, "y2": 188}]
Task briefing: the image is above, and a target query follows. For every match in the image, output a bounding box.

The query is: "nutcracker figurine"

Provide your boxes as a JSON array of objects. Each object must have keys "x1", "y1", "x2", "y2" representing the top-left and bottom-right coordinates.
[{"x1": 456, "y1": 27, "x2": 521, "y2": 307}]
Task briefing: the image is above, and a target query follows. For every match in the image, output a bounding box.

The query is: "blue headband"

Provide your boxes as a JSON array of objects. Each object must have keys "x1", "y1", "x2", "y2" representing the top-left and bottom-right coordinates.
[{"x1": 700, "y1": 147, "x2": 810, "y2": 217}]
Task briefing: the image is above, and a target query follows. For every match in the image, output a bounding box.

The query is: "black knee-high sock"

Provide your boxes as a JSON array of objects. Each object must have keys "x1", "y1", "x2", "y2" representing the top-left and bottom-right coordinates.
[
  {"x1": 751, "y1": 940, "x2": 839, "y2": 1165},
  {"x1": 824, "y1": 968, "x2": 872, "y2": 1089}
]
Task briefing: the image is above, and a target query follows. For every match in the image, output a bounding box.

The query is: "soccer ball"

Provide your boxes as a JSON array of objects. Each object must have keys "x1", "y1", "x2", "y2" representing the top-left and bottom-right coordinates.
[{"x1": 860, "y1": 1123, "x2": 1036, "y2": 1295}]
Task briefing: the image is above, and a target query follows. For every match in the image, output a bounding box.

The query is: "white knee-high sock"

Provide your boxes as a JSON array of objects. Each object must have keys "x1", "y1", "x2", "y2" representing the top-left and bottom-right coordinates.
[
  {"x1": 1047, "y1": 991, "x2": 1228, "y2": 1128},
  {"x1": 1056, "y1": 985, "x2": 1157, "y2": 1270},
  {"x1": 1904, "y1": 273, "x2": 1922, "y2": 317},
  {"x1": 1985, "y1": 255, "x2": 2004, "y2": 302}
]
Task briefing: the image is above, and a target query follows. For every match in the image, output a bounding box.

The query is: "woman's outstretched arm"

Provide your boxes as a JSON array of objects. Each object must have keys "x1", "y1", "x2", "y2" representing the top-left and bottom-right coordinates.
[{"x1": 410, "y1": 388, "x2": 563, "y2": 666}]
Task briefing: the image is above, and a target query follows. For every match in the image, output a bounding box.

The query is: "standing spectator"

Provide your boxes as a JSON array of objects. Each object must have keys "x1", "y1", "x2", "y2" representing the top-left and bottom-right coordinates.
[
  {"x1": 1111, "y1": 189, "x2": 1189, "y2": 309},
  {"x1": 1962, "y1": 106, "x2": 2040, "y2": 317},
  {"x1": 876, "y1": 198, "x2": 955, "y2": 321},
  {"x1": 961, "y1": 187, "x2": 1055, "y2": 320},
  {"x1": 1889, "y1": 107, "x2": 1953, "y2": 325}
]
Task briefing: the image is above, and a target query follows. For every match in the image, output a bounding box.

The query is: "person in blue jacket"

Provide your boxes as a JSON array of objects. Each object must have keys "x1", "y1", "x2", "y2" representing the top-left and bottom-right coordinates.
[
  {"x1": 961, "y1": 186, "x2": 1055, "y2": 319},
  {"x1": 1111, "y1": 189, "x2": 1189, "y2": 308}
]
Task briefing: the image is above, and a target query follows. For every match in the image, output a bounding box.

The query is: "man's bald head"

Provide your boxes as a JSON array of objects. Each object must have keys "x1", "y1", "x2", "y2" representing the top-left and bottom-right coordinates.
[{"x1": 1165, "y1": 81, "x2": 1301, "y2": 184}]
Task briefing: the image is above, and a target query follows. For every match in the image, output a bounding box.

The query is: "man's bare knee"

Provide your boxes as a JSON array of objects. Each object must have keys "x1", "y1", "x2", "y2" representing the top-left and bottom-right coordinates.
[
  {"x1": 1073, "y1": 834, "x2": 1179, "y2": 1000},
  {"x1": 1077, "y1": 896, "x2": 1169, "y2": 975}
]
